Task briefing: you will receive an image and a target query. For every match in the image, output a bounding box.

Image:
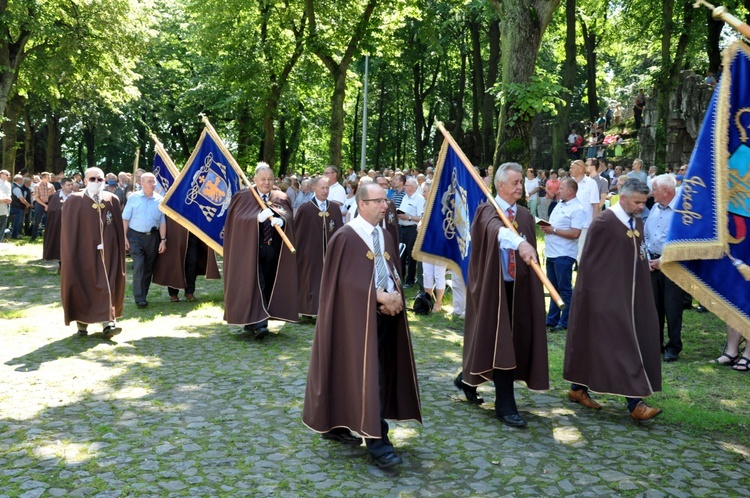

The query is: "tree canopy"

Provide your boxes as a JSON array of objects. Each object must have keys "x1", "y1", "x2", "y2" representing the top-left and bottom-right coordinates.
[{"x1": 1, "y1": 0, "x2": 748, "y2": 175}]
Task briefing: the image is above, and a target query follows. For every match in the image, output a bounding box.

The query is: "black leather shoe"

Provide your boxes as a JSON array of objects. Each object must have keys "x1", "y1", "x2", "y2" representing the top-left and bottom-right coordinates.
[
  {"x1": 664, "y1": 351, "x2": 679, "y2": 362},
  {"x1": 552, "y1": 325, "x2": 566, "y2": 332},
  {"x1": 136, "y1": 301, "x2": 148, "y2": 309},
  {"x1": 373, "y1": 452, "x2": 403, "y2": 469},
  {"x1": 102, "y1": 325, "x2": 122, "y2": 339},
  {"x1": 497, "y1": 413, "x2": 527, "y2": 428},
  {"x1": 454, "y1": 373, "x2": 484, "y2": 404},
  {"x1": 254, "y1": 327, "x2": 269, "y2": 340},
  {"x1": 77, "y1": 329, "x2": 88, "y2": 337},
  {"x1": 321, "y1": 431, "x2": 363, "y2": 445},
  {"x1": 696, "y1": 305, "x2": 709, "y2": 313}
]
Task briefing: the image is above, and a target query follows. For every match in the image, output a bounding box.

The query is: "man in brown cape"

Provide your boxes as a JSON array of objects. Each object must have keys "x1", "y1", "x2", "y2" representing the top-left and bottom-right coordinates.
[
  {"x1": 303, "y1": 183, "x2": 421, "y2": 469},
  {"x1": 294, "y1": 176, "x2": 344, "y2": 317},
  {"x1": 223, "y1": 163, "x2": 297, "y2": 340},
  {"x1": 564, "y1": 178, "x2": 662, "y2": 421},
  {"x1": 60, "y1": 167, "x2": 126, "y2": 339},
  {"x1": 152, "y1": 218, "x2": 220, "y2": 302},
  {"x1": 43, "y1": 177, "x2": 74, "y2": 273},
  {"x1": 454, "y1": 162, "x2": 549, "y2": 428}
]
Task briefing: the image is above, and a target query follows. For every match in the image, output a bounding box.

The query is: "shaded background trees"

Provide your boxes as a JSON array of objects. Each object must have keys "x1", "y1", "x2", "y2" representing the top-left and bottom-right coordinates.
[{"x1": 1, "y1": 0, "x2": 748, "y2": 176}]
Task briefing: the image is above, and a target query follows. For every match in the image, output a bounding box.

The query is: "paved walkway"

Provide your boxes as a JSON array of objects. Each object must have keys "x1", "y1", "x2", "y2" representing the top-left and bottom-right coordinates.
[{"x1": 1, "y1": 248, "x2": 749, "y2": 496}]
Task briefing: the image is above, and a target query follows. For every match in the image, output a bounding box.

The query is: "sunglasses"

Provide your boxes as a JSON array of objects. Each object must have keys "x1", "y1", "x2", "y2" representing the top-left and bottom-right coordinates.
[{"x1": 88, "y1": 177, "x2": 105, "y2": 182}]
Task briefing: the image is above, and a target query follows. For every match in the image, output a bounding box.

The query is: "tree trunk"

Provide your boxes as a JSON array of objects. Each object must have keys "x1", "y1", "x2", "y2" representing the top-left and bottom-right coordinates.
[
  {"x1": 84, "y1": 123, "x2": 96, "y2": 169},
  {"x1": 305, "y1": 0, "x2": 378, "y2": 168},
  {"x1": 706, "y1": 11, "x2": 723, "y2": 74},
  {"x1": 23, "y1": 107, "x2": 34, "y2": 173},
  {"x1": 352, "y1": 87, "x2": 360, "y2": 170},
  {"x1": 45, "y1": 114, "x2": 59, "y2": 172},
  {"x1": 0, "y1": 11, "x2": 31, "y2": 122},
  {"x1": 2, "y1": 94, "x2": 23, "y2": 174},
  {"x1": 481, "y1": 19, "x2": 500, "y2": 167},
  {"x1": 469, "y1": 19, "x2": 483, "y2": 144},
  {"x1": 262, "y1": 89, "x2": 279, "y2": 167},
  {"x1": 490, "y1": 0, "x2": 562, "y2": 166},
  {"x1": 580, "y1": 17, "x2": 598, "y2": 121},
  {"x1": 552, "y1": 0, "x2": 576, "y2": 170},
  {"x1": 374, "y1": 78, "x2": 386, "y2": 170}
]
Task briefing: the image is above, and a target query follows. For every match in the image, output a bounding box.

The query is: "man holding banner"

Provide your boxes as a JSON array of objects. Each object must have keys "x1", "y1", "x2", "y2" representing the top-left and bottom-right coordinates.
[
  {"x1": 454, "y1": 163, "x2": 549, "y2": 428},
  {"x1": 223, "y1": 163, "x2": 298, "y2": 340}
]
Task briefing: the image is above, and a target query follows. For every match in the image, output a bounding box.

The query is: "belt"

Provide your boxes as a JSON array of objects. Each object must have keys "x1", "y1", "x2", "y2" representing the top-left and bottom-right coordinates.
[
  {"x1": 261, "y1": 240, "x2": 274, "y2": 245},
  {"x1": 129, "y1": 227, "x2": 158, "y2": 235},
  {"x1": 651, "y1": 253, "x2": 661, "y2": 259},
  {"x1": 399, "y1": 223, "x2": 417, "y2": 228}
]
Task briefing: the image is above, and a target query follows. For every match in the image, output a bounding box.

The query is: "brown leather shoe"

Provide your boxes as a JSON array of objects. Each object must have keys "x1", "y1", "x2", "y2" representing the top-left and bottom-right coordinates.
[
  {"x1": 170, "y1": 295, "x2": 180, "y2": 302},
  {"x1": 568, "y1": 389, "x2": 602, "y2": 410},
  {"x1": 630, "y1": 401, "x2": 662, "y2": 421},
  {"x1": 185, "y1": 294, "x2": 196, "y2": 302}
]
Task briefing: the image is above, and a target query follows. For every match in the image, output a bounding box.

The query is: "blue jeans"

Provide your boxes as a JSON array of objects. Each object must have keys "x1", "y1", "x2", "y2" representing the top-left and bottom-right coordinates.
[
  {"x1": 546, "y1": 255, "x2": 575, "y2": 328},
  {"x1": 10, "y1": 206, "x2": 25, "y2": 238}
]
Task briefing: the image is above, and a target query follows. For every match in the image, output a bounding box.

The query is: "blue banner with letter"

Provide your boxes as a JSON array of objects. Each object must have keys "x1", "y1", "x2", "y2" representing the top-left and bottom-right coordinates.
[
  {"x1": 413, "y1": 138, "x2": 485, "y2": 285},
  {"x1": 152, "y1": 142, "x2": 179, "y2": 196},
  {"x1": 662, "y1": 41, "x2": 750, "y2": 338},
  {"x1": 160, "y1": 124, "x2": 247, "y2": 256}
]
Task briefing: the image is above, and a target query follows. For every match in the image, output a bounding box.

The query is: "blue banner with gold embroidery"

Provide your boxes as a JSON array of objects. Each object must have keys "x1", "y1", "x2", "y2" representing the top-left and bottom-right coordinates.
[
  {"x1": 152, "y1": 142, "x2": 179, "y2": 196},
  {"x1": 662, "y1": 41, "x2": 750, "y2": 339},
  {"x1": 413, "y1": 138, "x2": 485, "y2": 285},
  {"x1": 160, "y1": 125, "x2": 247, "y2": 256}
]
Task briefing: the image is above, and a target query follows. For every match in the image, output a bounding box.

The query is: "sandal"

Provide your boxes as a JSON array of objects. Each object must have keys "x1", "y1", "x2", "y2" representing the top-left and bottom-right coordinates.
[
  {"x1": 713, "y1": 353, "x2": 739, "y2": 366},
  {"x1": 733, "y1": 356, "x2": 750, "y2": 372}
]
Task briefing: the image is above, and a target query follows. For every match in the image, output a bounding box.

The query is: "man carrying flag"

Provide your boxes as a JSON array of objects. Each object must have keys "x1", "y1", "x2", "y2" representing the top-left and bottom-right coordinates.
[
  {"x1": 223, "y1": 163, "x2": 298, "y2": 340},
  {"x1": 151, "y1": 139, "x2": 220, "y2": 302}
]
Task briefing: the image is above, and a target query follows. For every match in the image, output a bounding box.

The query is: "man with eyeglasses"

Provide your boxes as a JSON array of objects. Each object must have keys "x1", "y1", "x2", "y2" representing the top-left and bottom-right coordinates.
[
  {"x1": 43, "y1": 177, "x2": 74, "y2": 273},
  {"x1": 303, "y1": 182, "x2": 421, "y2": 469},
  {"x1": 61, "y1": 167, "x2": 126, "y2": 339},
  {"x1": 122, "y1": 172, "x2": 167, "y2": 309}
]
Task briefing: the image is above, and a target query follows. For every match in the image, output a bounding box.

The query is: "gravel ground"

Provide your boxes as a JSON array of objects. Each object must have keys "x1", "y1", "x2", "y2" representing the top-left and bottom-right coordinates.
[{"x1": 1, "y1": 242, "x2": 749, "y2": 497}]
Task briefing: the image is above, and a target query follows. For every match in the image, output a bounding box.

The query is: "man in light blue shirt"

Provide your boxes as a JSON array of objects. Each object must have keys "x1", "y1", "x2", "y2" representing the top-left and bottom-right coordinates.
[
  {"x1": 645, "y1": 174, "x2": 685, "y2": 362},
  {"x1": 539, "y1": 178, "x2": 585, "y2": 331},
  {"x1": 122, "y1": 173, "x2": 166, "y2": 308}
]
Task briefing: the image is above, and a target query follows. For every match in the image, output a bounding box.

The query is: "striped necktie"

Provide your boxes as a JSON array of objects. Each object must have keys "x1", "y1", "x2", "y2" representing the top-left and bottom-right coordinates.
[
  {"x1": 507, "y1": 208, "x2": 516, "y2": 279},
  {"x1": 372, "y1": 228, "x2": 389, "y2": 290}
]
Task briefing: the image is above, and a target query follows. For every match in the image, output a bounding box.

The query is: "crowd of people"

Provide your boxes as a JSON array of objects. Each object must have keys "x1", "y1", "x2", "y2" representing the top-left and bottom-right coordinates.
[{"x1": 1, "y1": 154, "x2": 743, "y2": 470}]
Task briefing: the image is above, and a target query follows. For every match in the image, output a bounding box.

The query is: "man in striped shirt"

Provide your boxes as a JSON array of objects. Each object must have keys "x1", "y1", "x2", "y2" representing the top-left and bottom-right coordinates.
[{"x1": 31, "y1": 172, "x2": 56, "y2": 241}]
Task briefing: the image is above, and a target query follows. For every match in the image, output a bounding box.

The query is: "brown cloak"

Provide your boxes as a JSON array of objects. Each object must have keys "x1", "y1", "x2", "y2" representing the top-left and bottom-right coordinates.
[
  {"x1": 60, "y1": 191, "x2": 126, "y2": 325},
  {"x1": 462, "y1": 203, "x2": 549, "y2": 391},
  {"x1": 152, "y1": 217, "x2": 220, "y2": 289},
  {"x1": 302, "y1": 225, "x2": 422, "y2": 438},
  {"x1": 294, "y1": 199, "x2": 344, "y2": 316},
  {"x1": 42, "y1": 192, "x2": 65, "y2": 261},
  {"x1": 223, "y1": 188, "x2": 298, "y2": 325},
  {"x1": 563, "y1": 210, "x2": 661, "y2": 397}
]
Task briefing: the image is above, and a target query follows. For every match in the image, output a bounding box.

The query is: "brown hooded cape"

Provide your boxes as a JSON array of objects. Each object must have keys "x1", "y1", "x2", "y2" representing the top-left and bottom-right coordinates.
[
  {"x1": 302, "y1": 225, "x2": 422, "y2": 438},
  {"x1": 223, "y1": 188, "x2": 298, "y2": 325},
  {"x1": 43, "y1": 191, "x2": 65, "y2": 261},
  {"x1": 152, "y1": 217, "x2": 220, "y2": 289},
  {"x1": 563, "y1": 209, "x2": 661, "y2": 397},
  {"x1": 60, "y1": 191, "x2": 126, "y2": 325},
  {"x1": 462, "y1": 203, "x2": 549, "y2": 391},
  {"x1": 294, "y1": 199, "x2": 344, "y2": 316}
]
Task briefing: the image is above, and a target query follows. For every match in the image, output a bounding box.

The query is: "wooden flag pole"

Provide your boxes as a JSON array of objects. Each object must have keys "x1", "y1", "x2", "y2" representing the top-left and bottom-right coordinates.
[
  {"x1": 198, "y1": 114, "x2": 295, "y2": 254},
  {"x1": 693, "y1": 1, "x2": 750, "y2": 39},
  {"x1": 435, "y1": 120, "x2": 564, "y2": 309}
]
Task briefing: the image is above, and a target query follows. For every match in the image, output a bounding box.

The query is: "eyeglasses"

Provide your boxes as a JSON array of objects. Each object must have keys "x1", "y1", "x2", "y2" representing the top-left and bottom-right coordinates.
[
  {"x1": 362, "y1": 198, "x2": 388, "y2": 204},
  {"x1": 88, "y1": 177, "x2": 105, "y2": 182}
]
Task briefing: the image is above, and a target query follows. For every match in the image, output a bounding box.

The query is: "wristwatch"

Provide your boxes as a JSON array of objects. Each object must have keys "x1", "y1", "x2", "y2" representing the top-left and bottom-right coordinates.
[{"x1": 552, "y1": 228, "x2": 557, "y2": 235}]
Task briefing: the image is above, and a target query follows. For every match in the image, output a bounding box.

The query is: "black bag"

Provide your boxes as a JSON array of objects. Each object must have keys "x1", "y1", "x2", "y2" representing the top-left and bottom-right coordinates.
[{"x1": 412, "y1": 290, "x2": 433, "y2": 315}]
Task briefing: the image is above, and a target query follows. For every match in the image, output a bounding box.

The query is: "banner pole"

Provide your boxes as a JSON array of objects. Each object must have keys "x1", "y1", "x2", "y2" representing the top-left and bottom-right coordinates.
[
  {"x1": 693, "y1": 1, "x2": 750, "y2": 39},
  {"x1": 435, "y1": 120, "x2": 564, "y2": 309},
  {"x1": 198, "y1": 114, "x2": 295, "y2": 254}
]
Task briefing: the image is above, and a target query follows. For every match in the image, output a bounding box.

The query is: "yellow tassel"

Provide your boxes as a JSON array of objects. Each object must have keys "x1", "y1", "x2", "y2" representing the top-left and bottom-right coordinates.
[{"x1": 732, "y1": 258, "x2": 750, "y2": 281}]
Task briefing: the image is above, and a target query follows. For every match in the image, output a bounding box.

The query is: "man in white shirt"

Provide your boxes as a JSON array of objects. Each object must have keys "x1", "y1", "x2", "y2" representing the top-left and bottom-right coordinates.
[
  {"x1": 539, "y1": 178, "x2": 585, "y2": 332},
  {"x1": 397, "y1": 178, "x2": 425, "y2": 287},
  {"x1": 323, "y1": 166, "x2": 347, "y2": 214},
  {"x1": 569, "y1": 159, "x2": 601, "y2": 262},
  {"x1": 645, "y1": 174, "x2": 685, "y2": 362},
  {"x1": 0, "y1": 170, "x2": 11, "y2": 241}
]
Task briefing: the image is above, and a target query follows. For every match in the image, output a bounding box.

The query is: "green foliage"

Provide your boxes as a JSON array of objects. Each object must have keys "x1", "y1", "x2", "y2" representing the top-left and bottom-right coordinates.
[{"x1": 490, "y1": 74, "x2": 565, "y2": 128}]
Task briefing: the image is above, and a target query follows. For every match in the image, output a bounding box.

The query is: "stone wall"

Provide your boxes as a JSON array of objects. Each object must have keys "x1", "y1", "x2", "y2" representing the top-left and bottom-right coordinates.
[{"x1": 639, "y1": 70, "x2": 715, "y2": 170}]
